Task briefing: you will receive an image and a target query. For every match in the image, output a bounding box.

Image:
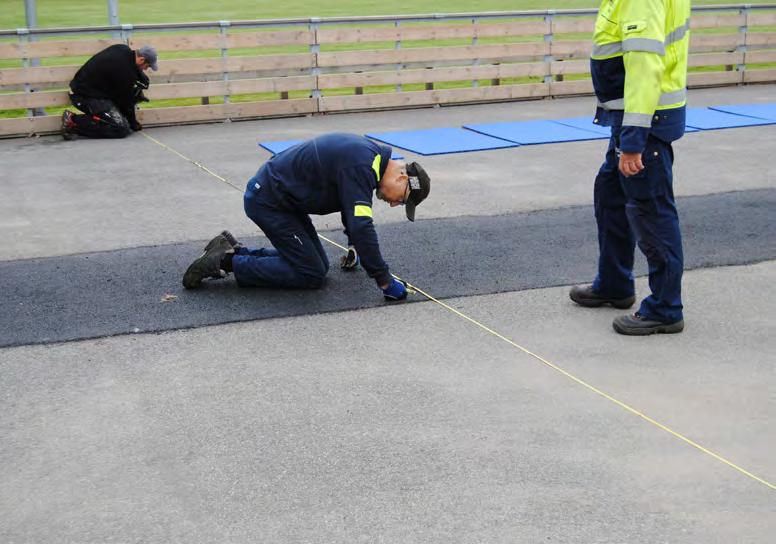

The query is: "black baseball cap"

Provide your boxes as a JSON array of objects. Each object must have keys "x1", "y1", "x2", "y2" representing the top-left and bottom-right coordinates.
[{"x1": 405, "y1": 161, "x2": 431, "y2": 222}]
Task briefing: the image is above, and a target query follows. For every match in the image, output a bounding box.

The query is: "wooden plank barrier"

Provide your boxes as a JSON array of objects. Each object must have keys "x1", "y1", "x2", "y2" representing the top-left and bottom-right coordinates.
[{"x1": 1, "y1": 7, "x2": 775, "y2": 137}]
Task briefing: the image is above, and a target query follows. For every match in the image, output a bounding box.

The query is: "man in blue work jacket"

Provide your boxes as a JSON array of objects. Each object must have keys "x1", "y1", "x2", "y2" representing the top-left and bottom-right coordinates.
[
  {"x1": 570, "y1": 0, "x2": 690, "y2": 335},
  {"x1": 182, "y1": 133, "x2": 431, "y2": 301}
]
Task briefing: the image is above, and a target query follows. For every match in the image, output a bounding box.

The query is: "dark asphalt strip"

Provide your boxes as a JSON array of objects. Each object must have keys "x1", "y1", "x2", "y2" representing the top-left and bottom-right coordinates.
[{"x1": 1, "y1": 189, "x2": 774, "y2": 348}]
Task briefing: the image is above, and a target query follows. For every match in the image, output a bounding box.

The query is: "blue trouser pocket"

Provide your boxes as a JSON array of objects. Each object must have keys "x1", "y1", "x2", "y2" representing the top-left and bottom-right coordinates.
[{"x1": 619, "y1": 138, "x2": 671, "y2": 202}]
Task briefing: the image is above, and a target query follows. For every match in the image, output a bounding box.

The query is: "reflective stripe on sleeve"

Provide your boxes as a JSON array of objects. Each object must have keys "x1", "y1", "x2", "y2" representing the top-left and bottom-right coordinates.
[
  {"x1": 658, "y1": 88, "x2": 686, "y2": 106},
  {"x1": 592, "y1": 42, "x2": 622, "y2": 57},
  {"x1": 665, "y1": 19, "x2": 691, "y2": 46},
  {"x1": 622, "y1": 37, "x2": 665, "y2": 55},
  {"x1": 593, "y1": 18, "x2": 690, "y2": 58},
  {"x1": 371, "y1": 154, "x2": 381, "y2": 181},
  {"x1": 354, "y1": 204, "x2": 373, "y2": 218},
  {"x1": 623, "y1": 112, "x2": 653, "y2": 127},
  {"x1": 598, "y1": 89, "x2": 686, "y2": 111},
  {"x1": 598, "y1": 98, "x2": 625, "y2": 110}
]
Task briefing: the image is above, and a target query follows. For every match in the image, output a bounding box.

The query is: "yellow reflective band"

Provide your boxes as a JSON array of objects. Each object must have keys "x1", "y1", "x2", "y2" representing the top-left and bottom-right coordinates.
[
  {"x1": 354, "y1": 204, "x2": 373, "y2": 218},
  {"x1": 371, "y1": 154, "x2": 381, "y2": 181}
]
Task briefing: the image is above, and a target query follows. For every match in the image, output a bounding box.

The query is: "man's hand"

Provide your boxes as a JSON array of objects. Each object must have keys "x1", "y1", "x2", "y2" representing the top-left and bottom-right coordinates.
[
  {"x1": 381, "y1": 278, "x2": 408, "y2": 301},
  {"x1": 618, "y1": 151, "x2": 644, "y2": 177},
  {"x1": 340, "y1": 246, "x2": 359, "y2": 270}
]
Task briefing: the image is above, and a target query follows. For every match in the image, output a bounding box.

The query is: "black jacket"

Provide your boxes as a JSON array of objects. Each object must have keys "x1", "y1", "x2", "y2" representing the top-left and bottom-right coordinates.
[{"x1": 70, "y1": 44, "x2": 146, "y2": 126}]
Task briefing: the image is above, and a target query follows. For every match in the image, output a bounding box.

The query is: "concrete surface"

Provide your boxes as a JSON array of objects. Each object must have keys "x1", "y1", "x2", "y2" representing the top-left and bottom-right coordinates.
[{"x1": 0, "y1": 84, "x2": 774, "y2": 543}]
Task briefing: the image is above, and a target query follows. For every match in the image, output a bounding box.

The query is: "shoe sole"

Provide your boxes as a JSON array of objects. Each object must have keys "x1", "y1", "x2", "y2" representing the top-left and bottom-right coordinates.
[
  {"x1": 613, "y1": 320, "x2": 685, "y2": 336},
  {"x1": 570, "y1": 293, "x2": 635, "y2": 309}
]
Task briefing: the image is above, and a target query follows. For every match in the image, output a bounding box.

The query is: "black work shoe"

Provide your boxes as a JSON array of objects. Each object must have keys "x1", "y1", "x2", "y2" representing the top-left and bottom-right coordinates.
[
  {"x1": 183, "y1": 235, "x2": 233, "y2": 289},
  {"x1": 61, "y1": 110, "x2": 78, "y2": 140},
  {"x1": 204, "y1": 230, "x2": 242, "y2": 252},
  {"x1": 569, "y1": 285, "x2": 635, "y2": 309},
  {"x1": 613, "y1": 313, "x2": 684, "y2": 336}
]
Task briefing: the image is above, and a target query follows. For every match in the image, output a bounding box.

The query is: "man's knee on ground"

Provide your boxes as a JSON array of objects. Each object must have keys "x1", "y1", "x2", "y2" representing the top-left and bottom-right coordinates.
[{"x1": 299, "y1": 270, "x2": 326, "y2": 289}]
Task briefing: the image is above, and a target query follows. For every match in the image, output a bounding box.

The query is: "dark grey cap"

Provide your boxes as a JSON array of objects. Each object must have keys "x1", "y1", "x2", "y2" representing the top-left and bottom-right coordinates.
[
  {"x1": 137, "y1": 45, "x2": 158, "y2": 71},
  {"x1": 404, "y1": 161, "x2": 431, "y2": 222}
]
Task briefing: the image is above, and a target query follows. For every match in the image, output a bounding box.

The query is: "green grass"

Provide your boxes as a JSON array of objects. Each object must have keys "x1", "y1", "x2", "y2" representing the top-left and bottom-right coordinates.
[{"x1": 2, "y1": 0, "x2": 775, "y2": 29}]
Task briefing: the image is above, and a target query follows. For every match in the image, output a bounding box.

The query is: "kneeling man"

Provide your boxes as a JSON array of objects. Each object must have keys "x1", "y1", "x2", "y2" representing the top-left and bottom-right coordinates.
[{"x1": 183, "y1": 133, "x2": 430, "y2": 301}]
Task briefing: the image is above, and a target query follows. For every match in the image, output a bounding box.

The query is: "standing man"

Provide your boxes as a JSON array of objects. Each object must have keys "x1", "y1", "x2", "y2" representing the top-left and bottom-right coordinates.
[
  {"x1": 569, "y1": 0, "x2": 690, "y2": 335},
  {"x1": 61, "y1": 43, "x2": 157, "y2": 139},
  {"x1": 182, "y1": 133, "x2": 431, "y2": 301}
]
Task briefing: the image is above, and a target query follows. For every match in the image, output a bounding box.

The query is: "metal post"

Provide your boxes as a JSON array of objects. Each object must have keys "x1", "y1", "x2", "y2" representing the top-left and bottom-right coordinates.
[
  {"x1": 23, "y1": 0, "x2": 45, "y2": 116},
  {"x1": 220, "y1": 21, "x2": 230, "y2": 110},
  {"x1": 737, "y1": 6, "x2": 749, "y2": 75},
  {"x1": 107, "y1": 0, "x2": 121, "y2": 38},
  {"x1": 471, "y1": 17, "x2": 479, "y2": 88},
  {"x1": 543, "y1": 12, "x2": 555, "y2": 86},
  {"x1": 24, "y1": 0, "x2": 37, "y2": 28},
  {"x1": 394, "y1": 20, "x2": 402, "y2": 92},
  {"x1": 309, "y1": 19, "x2": 322, "y2": 101}
]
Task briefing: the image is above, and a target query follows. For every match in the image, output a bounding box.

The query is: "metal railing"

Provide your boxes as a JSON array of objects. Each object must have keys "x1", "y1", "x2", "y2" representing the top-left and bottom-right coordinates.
[{"x1": 1, "y1": 4, "x2": 775, "y2": 136}]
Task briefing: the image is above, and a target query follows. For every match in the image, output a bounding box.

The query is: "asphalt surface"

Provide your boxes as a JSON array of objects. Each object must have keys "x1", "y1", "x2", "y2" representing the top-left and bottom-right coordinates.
[
  {"x1": 1, "y1": 84, "x2": 774, "y2": 543},
  {"x1": 1, "y1": 188, "x2": 774, "y2": 347}
]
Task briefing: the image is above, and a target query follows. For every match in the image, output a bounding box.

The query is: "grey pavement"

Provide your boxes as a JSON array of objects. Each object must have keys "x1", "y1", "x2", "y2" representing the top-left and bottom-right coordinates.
[{"x1": 0, "y1": 84, "x2": 774, "y2": 543}]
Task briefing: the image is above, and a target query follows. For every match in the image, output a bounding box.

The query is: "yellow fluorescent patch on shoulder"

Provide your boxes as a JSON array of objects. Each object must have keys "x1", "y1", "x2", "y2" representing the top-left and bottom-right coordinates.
[
  {"x1": 623, "y1": 20, "x2": 646, "y2": 34},
  {"x1": 354, "y1": 204, "x2": 373, "y2": 218}
]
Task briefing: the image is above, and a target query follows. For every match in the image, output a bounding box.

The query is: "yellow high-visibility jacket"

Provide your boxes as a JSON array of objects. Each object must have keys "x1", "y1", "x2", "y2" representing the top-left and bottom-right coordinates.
[{"x1": 590, "y1": 0, "x2": 691, "y2": 152}]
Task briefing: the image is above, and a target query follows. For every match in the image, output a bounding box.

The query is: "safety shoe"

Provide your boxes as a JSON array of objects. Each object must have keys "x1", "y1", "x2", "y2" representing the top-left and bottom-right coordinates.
[
  {"x1": 569, "y1": 285, "x2": 635, "y2": 309},
  {"x1": 204, "y1": 230, "x2": 242, "y2": 252},
  {"x1": 61, "y1": 110, "x2": 78, "y2": 140},
  {"x1": 613, "y1": 313, "x2": 684, "y2": 336},
  {"x1": 183, "y1": 234, "x2": 233, "y2": 289}
]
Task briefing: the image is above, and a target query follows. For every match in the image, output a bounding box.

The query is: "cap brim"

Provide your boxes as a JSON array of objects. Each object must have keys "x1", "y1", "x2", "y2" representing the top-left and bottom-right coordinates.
[
  {"x1": 405, "y1": 200, "x2": 416, "y2": 222},
  {"x1": 150, "y1": 62, "x2": 158, "y2": 71}
]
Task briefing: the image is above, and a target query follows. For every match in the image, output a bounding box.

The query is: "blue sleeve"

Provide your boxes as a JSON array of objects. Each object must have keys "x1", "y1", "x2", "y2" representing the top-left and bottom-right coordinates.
[
  {"x1": 620, "y1": 125, "x2": 650, "y2": 153},
  {"x1": 339, "y1": 166, "x2": 392, "y2": 286}
]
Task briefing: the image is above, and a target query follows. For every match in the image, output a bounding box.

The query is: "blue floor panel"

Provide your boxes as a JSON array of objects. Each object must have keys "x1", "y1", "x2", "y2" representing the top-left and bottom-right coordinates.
[
  {"x1": 365, "y1": 127, "x2": 519, "y2": 155},
  {"x1": 259, "y1": 139, "x2": 404, "y2": 159},
  {"x1": 554, "y1": 115, "x2": 700, "y2": 135},
  {"x1": 259, "y1": 140, "x2": 302, "y2": 154},
  {"x1": 685, "y1": 108, "x2": 775, "y2": 130},
  {"x1": 551, "y1": 116, "x2": 612, "y2": 136},
  {"x1": 708, "y1": 103, "x2": 776, "y2": 122},
  {"x1": 464, "y1": 119, "x2": 607, "y2": 145}
]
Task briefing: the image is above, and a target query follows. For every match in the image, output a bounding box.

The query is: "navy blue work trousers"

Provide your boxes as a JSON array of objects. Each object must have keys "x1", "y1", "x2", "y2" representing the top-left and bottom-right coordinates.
[
  {"x1": 592, "y1": 133, "x2": 684, "y2": 324},
  {"x1": 233, "y1": 168, "x2": 329, "y2": 288}
]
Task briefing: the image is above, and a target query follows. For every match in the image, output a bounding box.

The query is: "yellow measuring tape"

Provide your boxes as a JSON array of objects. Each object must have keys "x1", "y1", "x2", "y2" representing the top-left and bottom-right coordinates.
[{"x1": 142, "y1": 131, "x2": 775, "y2": 491}]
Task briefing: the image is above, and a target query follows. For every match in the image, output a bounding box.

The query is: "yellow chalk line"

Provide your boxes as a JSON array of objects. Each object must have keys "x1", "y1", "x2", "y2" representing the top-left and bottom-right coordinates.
[{"x1": 142, "y1": 131, "x2": 775, "y2": 491}]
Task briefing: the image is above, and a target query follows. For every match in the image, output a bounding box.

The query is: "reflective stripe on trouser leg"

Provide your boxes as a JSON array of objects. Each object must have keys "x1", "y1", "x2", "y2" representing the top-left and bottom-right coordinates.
[{"x1": 592, "y1": 136, "x2": 637, "y2": 299}]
